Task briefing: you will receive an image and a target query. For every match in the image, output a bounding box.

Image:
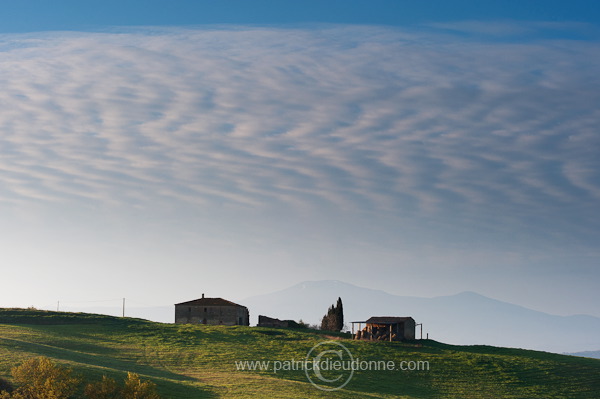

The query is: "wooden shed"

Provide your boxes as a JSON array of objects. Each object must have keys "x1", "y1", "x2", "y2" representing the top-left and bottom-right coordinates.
[{"x1": 352, "y1": 316, "x2": 416, "y2": 341}]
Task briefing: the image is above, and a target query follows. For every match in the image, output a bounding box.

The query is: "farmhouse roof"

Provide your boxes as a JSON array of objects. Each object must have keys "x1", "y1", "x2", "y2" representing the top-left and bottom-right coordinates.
[
  {"x1": 365, "y1": 316, "x2": 414, "y2": 324},
  {"x1": 175, "y1": 297, "x2": 246, "y2": 308}
]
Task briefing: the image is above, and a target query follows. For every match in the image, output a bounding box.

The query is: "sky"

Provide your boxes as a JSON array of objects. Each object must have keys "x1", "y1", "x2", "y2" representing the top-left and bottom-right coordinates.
[{"x1": 0, "y1": 1, "x2": 599, "y2": 318}]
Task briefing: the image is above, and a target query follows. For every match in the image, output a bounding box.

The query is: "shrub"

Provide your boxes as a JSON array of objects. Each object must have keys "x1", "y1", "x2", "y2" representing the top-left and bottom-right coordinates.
[
  {"x1": 2, "y1": 357, "x2": 161, "y2": 399},
  {"x1": 9, "y1": 357, "x2": 80, "y2": 399},
  {"x1": 122, "y1": 373, "x2": 160, "y2": 399},
  {"x1": 85, "y1": 373, "x2": 160, "y2": 399},
  {"x1": 295, "y1": 319, "x2": 309, "y2": 328},
  {"x1": 84, "y1": 376, "x2": 120, "y2": 399}
]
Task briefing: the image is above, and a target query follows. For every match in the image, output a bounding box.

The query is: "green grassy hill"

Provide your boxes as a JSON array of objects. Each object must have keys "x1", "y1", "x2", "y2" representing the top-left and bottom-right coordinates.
[{"x1": 0, "y1": 309, "x2": 598, "y2": 398}]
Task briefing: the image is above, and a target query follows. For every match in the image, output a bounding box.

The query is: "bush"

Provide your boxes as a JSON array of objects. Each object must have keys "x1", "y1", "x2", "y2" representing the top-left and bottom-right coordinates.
[
  {"x1": 85, "y1": 373, "x2": 160, "y2": 399},
  {"x1": 295, "y1": 319, "x2": 309, "y2": 328},
  {"x1": 122, "y1": 373, "x2": 160, "y2": 399},
  {"x1": 84, "y1": 376, "x2": 120, "y2": 399},
  {"x1": 0, "y1": 357, "x2": 161, "y2": 399},
  {"x1": 10, "y1": 357, "x2": 80, "y2": 399}
]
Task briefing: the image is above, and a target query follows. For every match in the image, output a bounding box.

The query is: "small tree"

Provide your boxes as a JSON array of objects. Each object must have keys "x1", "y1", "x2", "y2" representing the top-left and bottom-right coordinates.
[
  {"x1": 122, "y1": 373, "x2": 160, "y2": 399},
  {"x1": 85, "y1": 373, "x2": 160, "y2": 399},
  {"x1": 84, "y1": 375, "x2": 120, "y2": 399},
  {"x1": 9, "y1": 357, "x2": 80, "y2": 399},
  {"x1": 296, "y1": 319, "x2": 309, "y2": 329},
  {"x1": 320, "y1": 298, "x2": 344, "y2": 332}
]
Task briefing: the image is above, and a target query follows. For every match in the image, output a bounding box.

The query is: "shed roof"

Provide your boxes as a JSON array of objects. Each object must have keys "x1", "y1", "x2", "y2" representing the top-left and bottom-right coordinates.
[
  {"x1": 175, "y1": 297, "x2": 246, "y2": 308},
  {"x1": 365, "y1": 316, "x2": 414, "y2": 324}
]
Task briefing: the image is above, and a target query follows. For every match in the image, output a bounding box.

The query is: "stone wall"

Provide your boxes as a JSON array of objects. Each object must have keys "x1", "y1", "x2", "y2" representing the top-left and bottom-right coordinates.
[{"x1": 257, "y1": 315, "x2": 289, "y2": 328}]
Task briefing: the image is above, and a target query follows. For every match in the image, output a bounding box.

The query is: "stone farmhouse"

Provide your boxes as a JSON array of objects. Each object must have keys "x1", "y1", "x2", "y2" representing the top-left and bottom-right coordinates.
[{"x1": 175, "y1": 294, "x2": 249, "y2": 326}]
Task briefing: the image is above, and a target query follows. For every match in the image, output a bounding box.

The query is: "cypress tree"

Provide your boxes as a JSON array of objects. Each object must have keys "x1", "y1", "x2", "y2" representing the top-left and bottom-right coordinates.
[
  {"x1": 336, "y1": 297, "x2": 344, "y2": 331},
  {"x1": 328, "y1": 305, "x2": 336, "y2": 331}
]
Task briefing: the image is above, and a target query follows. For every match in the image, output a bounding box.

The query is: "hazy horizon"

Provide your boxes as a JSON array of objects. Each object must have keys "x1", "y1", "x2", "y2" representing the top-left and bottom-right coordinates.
[
  {"x1": 25, "y1": 278, "x2": 600, "y2": 354},
  {"x1": 31, "y1": 278, "x2": 600, "y2": 320}
]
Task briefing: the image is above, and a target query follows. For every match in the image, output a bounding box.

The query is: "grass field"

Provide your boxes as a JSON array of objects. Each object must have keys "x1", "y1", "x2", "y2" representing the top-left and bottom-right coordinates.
[{"x1": 0, "y1": 309, "x2": 598, "y2": 398}]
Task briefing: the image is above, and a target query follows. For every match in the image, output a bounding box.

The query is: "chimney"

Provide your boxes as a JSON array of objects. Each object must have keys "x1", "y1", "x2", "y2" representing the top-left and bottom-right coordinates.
[{"x1": 202, "y1": 293, "x2": 205, "y2": 299}]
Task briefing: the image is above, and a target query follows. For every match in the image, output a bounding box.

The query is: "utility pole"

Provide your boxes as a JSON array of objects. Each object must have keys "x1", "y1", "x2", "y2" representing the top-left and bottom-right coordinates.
[
  {"x1": 416, "y1": 323, "x2": 423, "y2": 340},
  {"x1": 57, "y1": 301, "x2": 59, "y2": 312},
  {"x1": 122, "y1": 298, "x2": 125, "y2": 317}
]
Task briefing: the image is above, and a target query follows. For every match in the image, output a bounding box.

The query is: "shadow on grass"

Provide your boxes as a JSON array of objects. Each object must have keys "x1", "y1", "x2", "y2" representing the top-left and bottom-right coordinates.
[{"x1": 0, "y1": 337, "x2": 193, "y2": 383}]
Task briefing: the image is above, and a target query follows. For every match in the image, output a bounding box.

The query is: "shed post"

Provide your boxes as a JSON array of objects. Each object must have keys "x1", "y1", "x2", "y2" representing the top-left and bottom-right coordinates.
[{"x1": 416, "y1": 323, "x2": 423, "y2": 340}]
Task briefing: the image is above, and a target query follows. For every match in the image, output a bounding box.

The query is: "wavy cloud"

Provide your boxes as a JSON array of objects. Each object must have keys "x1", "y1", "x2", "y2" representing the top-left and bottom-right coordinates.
[{"x1": 0, "y1": 26, "x2": 598, "y2": 243}]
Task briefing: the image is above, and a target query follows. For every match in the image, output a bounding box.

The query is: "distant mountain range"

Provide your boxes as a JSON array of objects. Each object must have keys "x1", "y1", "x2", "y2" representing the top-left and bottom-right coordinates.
[
  {"x1": 240, "y1": 280, "x2": 600, "y2": 354},
  {"x1": 60, "y1": 280, "x2": 600, "y2": 354}
]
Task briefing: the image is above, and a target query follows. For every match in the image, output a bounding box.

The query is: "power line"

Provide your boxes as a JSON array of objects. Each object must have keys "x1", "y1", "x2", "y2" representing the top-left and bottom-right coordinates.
[{"x1": 54, "y1": 298, "x2": 123, "y2": 304}]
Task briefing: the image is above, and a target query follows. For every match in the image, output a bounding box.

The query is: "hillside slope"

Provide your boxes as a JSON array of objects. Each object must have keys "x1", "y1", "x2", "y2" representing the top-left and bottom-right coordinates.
[{"x1": 0, "y1": 309, "x2": 599, "y2": 398}]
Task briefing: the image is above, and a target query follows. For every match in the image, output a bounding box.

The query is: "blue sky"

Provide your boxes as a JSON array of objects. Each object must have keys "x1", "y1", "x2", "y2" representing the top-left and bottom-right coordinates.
[
  {"x1": 2, "y1": 0, "x2": 600, "y2": 33},
  {"x1": 1, "y1": 1, "x2": 599, "y2": 319}
]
